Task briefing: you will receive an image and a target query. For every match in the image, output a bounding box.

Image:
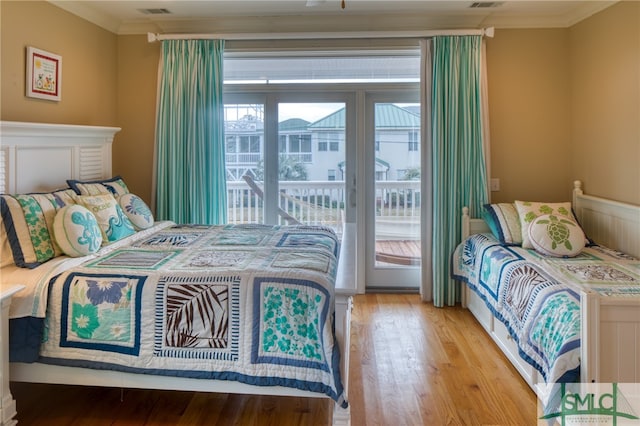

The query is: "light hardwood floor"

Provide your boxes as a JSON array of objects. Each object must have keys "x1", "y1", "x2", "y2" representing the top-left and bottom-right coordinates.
[{"x1": 11, "y1": 294, "x2": 537, "y2": 425}]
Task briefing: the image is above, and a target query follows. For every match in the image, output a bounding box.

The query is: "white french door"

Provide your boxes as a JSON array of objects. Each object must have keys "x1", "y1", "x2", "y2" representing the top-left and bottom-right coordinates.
[
  {"x1": 364, "y1": 93, "x2": 421, "y2": 291},
  {"x1": 225, "y1": 86, "x2": 422, "y2": 293},
  {"x1": 224, "y1": 91, "x2": 355, "y2": 233}
]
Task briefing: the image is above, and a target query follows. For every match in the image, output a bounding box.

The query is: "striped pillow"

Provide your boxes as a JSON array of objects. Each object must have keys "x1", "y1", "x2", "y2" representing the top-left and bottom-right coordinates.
[
  {"x1": 67, "y1": 176, "x2": 130, "y2": 198},
  {"x1": 0, "y1": 189, "x2": 79, "y2": 268},
  {"x1": 482, "y1": 203, "x2": 522, "y2": 245}
]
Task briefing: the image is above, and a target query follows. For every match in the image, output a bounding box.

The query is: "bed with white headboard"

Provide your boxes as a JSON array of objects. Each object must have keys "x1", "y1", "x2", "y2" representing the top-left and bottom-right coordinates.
[
  {"x1": 456, "y1": 182, "x2": 640, "y2": 398},
  {"x1": 0, "y1": 121, "x2": 355, "y2": 426}
]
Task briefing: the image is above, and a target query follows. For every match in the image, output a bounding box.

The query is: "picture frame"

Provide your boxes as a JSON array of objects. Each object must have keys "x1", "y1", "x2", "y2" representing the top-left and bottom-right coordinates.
[{"x1": 26, "y1": 46, "x2": 62, "y2": 101}]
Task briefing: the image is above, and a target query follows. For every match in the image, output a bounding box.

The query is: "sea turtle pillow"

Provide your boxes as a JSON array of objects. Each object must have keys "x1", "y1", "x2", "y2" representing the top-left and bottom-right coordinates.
[
  {"x1": 79, "y1": 194, "x2": 135, "y2": 245},
  {"x1": 528, "y1": 214, "x2": 585, "y2": 257},
  {"x1": 514, "y1": 201, "x2": 577, "y2": 249}
]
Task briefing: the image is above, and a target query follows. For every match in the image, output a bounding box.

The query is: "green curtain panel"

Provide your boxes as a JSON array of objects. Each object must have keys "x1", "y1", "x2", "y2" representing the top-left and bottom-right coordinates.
[
  {"x1": 431, "y1": 35, "x2": 488, "y2": 307},
  {"x1": 155, "y1": 39, "x2": 227, "y2": 224}
]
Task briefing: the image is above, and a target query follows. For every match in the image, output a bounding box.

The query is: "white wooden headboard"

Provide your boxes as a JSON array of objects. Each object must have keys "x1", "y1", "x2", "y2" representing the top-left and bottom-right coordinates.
[
  {"x1": 462, "y1": 180, "x2": 640, "y2": 259},
  {"x1": 0, "y1": 121, "x2": 121, "y2": 194},
  {"x1": 572, "y1": 180, "x2": 640, "y2": 259}
]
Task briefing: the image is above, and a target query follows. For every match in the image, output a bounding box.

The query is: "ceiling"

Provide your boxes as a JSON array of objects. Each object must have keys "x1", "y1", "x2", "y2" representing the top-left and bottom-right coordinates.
[{"x1": 49, "y1": 0, "x2": 618, "y2": 36}]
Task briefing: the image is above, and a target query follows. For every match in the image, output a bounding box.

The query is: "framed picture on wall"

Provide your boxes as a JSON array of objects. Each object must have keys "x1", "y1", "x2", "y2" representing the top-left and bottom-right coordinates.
[{"x1": 26, "y1": 46, "x2": 62, "y2": 101}]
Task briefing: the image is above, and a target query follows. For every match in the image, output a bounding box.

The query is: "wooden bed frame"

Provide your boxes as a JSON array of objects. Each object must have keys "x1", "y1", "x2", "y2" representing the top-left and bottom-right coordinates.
[
  {"x1": 0, "y1": 121, "x2": 356, "y2": 426},
  {"x1": 461, "y1": 182, "x2": 640, "y2": 397}
]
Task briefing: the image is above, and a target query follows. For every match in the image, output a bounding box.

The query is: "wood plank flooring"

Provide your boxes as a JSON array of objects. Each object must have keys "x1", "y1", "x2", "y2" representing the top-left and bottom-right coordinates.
[
  {"x1": 375, "y1": 241, "x2": 421, "y2": 266},
  {"x1": 10, "y1": 294, "x2": 537, "y2": 425}
]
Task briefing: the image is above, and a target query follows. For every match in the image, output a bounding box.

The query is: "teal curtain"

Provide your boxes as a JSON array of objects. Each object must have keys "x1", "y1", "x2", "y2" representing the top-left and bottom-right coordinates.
[
  {"x1": 155, "y1": 39, "x2": 227, "y2": 224},
  {"x1": 431, "y1": 36, "x2": 488, "y2": 307}
]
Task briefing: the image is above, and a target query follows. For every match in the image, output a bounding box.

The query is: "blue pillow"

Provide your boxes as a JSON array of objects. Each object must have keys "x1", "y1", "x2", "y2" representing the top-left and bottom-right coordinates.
[
  {"x1": 67, "y1": 176, "x2": 130, "y2": 198},
  {"x1": 482, "y1": 203, "x2": 522, "y2": 245}
]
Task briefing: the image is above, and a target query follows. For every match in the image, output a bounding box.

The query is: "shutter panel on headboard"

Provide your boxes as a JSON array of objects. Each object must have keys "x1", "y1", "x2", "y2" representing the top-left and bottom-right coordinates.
[
  {"x1": 79, "y1": 146, "x2": 108, "y2": 181},
  {"x1": 0, "y1": 148, "x2": 6, "y2": 193},
  {"x1": 0, "y1": 121, "x2": 121, "y2": 194}
]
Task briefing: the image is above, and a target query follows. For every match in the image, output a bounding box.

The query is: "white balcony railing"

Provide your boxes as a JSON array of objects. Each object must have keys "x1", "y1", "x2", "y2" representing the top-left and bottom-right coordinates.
[{"x1": 227, "y1": 180, "x2": 421, "y2": 236}]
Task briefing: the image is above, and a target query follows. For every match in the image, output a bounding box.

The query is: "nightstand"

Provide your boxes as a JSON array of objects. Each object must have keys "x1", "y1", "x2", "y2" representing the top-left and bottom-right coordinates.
[{"x1": 1, "y1": 284, "x2": 24, "y2": 426}]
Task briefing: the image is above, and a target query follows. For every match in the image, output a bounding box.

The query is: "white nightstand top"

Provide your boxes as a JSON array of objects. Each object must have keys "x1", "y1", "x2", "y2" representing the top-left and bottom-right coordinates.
[{"x1": 0, "y1": 284, "x2": 25, "y2": 302}]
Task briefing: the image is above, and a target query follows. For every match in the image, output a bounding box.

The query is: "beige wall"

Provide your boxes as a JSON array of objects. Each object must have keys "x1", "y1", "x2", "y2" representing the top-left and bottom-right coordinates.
[
  {"x1": 0, "y1": 1, "x2": 117, "y2": 126},
  {"x1": 115, "y1": 36, "x2": 160, "y2": 203},
  {"x1": 570, "y1": 1, "x2": 640, "y2": 205},
  {"x1": 1, "y1": 1, "x2": 638, "y2": 208},
  {"x1": 486, "y1": 29, "x2": 572, "y2": 203}
]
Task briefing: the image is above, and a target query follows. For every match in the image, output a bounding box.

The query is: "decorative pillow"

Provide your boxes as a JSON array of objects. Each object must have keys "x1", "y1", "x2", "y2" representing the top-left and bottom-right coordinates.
[
  {"x1": 514, "y1": 201, "x2": 576, "y2": 249},
  {"x1": 53, "y1": 205, "x2": 103, "y2": 257},
  {"x1": 0, "y1": 189, "x2": 79, "y2": 268},
  {"x1": 528, "y1": 214, "x2": 586, "y2": 257},
  {"x1": 482, "y1": 203, "x2": 522, "y2": 245},
  {"x1": 118, "y1": 193, "x2": 154, "y2": 230},
  {"x1": 67, "y1": 176, "x2": 130, "y2": 198},
  {"x1": 79, "y1": 194, "x2": 135, "y2": 245}
]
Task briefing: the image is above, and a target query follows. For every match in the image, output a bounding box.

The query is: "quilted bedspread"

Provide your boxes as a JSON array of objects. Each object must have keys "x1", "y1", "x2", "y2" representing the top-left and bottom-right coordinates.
[
  {"x1": 35, "y1": 223, "x2": 346, "y2": 405},
  {"x1": 452, "y1": 233, "x2": 640, "y2": 384}
]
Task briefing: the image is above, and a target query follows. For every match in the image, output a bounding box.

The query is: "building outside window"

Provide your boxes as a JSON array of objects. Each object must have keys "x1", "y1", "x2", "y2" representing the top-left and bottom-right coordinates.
[{"x1": 408, "y1": 131, "x2": 419, "y2": 151}]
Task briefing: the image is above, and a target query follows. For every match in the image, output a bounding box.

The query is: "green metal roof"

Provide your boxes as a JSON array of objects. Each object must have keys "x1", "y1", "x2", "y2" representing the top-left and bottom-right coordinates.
[
  {"x1": 279, "y1": 118, "x2": 310, "y2": 131},
  {"x1": 375, "y1": 104, "x2": 420, "y2": 128},
  {"x1": 308, "y1": 104, "x2": 419, "y2": 130},
  {"x1": 307, "y1": 108, "x2": 345, "y2": 130}
]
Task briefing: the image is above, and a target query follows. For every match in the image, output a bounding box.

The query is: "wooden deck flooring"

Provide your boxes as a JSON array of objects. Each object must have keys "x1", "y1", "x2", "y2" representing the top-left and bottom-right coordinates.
[{"x1": 375, "y1": 240, "x2": 421, "y2": 266}]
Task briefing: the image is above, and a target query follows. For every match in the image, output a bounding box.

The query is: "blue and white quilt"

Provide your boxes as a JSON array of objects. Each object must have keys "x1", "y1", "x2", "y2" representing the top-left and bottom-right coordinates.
[
  {"x1": 33, "y1": 223, "x2": 346, "y2": 406},
  {"x1": 452, "y1": 233, "x2": 640, "y2": 384}
]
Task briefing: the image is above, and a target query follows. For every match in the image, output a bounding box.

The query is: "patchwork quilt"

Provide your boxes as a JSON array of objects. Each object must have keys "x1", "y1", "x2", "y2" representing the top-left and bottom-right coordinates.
[
  {"x1": 452, "y1": 233, "x2": 640, "y2": 384},
  {"x1": 34, "y1": 223, "x2": 346, "y2": 405}
]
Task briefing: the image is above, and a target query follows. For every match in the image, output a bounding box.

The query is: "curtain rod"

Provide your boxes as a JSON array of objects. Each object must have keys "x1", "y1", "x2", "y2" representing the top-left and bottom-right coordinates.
[{"x1": 147, "y1": 28, "x2": 494, "y2": 43}]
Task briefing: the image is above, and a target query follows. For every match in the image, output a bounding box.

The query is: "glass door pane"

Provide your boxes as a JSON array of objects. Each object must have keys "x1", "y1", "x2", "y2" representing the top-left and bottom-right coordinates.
[
  {"x1": 366, "y1": 100, "x2": 421, "y2": 290},
  {"x1": 277, "y1": 103, "x2": 346, "y2": 235},
  {"x1": 224, "y1": 103, "x2": 265, "y2": 224}
]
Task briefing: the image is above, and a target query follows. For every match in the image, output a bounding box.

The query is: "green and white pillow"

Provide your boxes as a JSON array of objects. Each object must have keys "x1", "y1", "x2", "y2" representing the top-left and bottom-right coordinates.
[
  {"x1": 0, "y1": 189, "x2": 78, "y2": 268},
  {"x1": 514, "y1": 201, "x2": 577, "y2": 249},
  {"x1": 79, "y1": 194, "x2": 135, "y2": 245},
  {"x1": 528, "y1": 214, "x2": 585, "y2": 257},
  {"x1": 53, "y1": 205, "x2": 103, "y2": 257}
]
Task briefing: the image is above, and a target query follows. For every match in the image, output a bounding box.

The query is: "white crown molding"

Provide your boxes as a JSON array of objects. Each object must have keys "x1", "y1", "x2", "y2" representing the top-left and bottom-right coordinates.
[{"x1": 48, "y1": 1, "x2": 619, "y2": 36}]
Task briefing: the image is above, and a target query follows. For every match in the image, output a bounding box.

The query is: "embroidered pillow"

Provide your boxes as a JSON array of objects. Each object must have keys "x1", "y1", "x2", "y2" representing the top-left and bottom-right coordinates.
[
  {"x1": 79, "y1": 194, "x2": 135, "y2": 245},
  {"x1": 0, "y1": 189, "x2": 78, "y2": 268},
  {"x1": 514, "y1": 201, "x2": 576, "y2": 249},
  {"x1": 67, "y1": 176, "x2": 130, "y2": 198},
  {"x1": 53, "y1": 205, "x2": 103, "y2": 257},
  {"x1": 119, "y1": 193, "x2": 154, "y2": 230},
  {"x1": 528, "y1": 214, "x2": 585, "y2": 257},
  {"x1": 482, "y1": 203, "x2": 522, "y2": 245}
]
